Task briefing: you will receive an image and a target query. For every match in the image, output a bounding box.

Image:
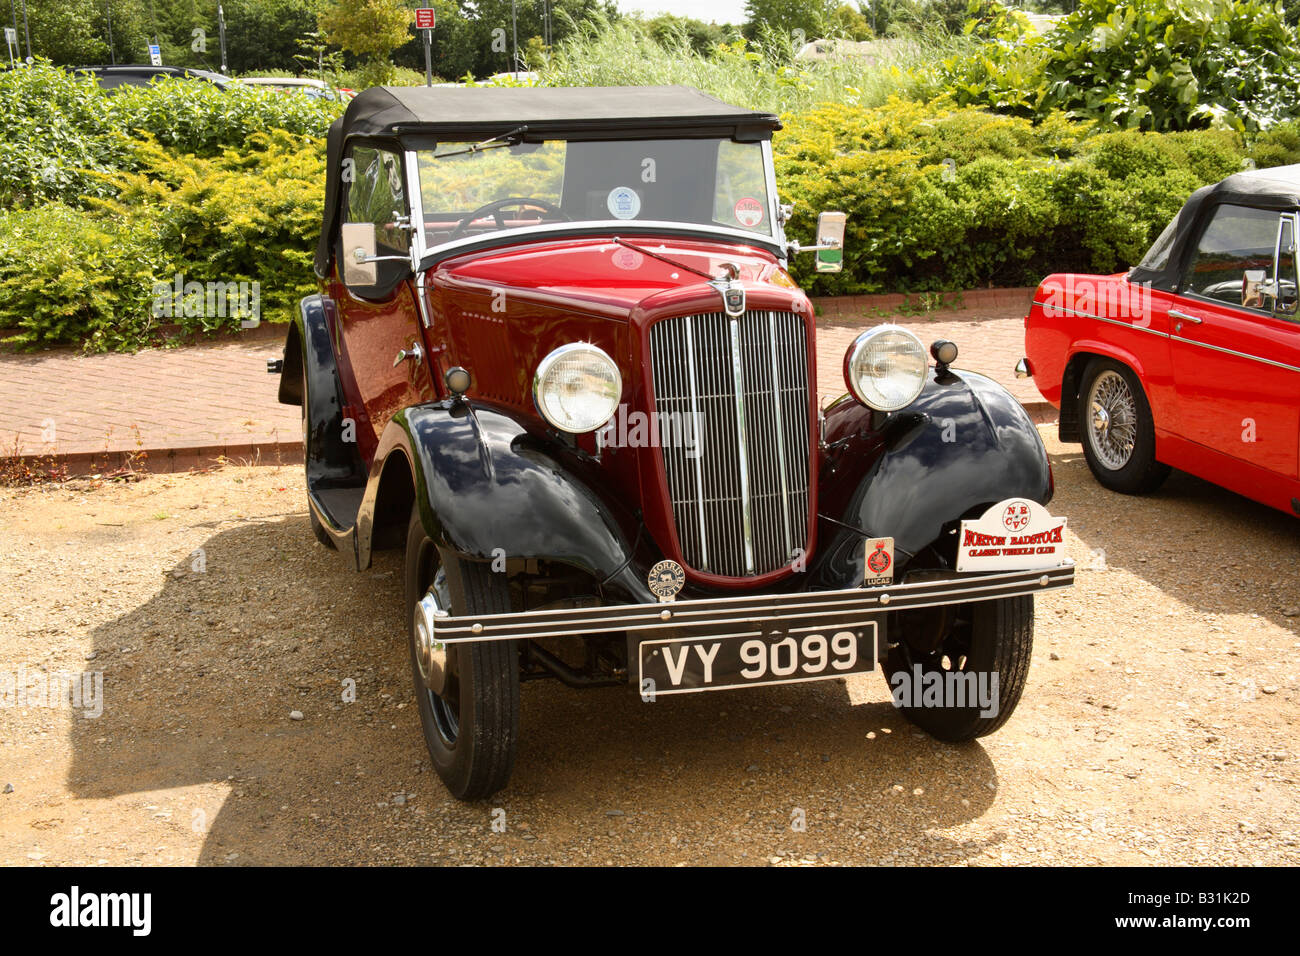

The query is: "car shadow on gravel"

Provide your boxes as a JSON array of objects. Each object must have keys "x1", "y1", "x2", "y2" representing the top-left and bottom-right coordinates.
[
  {"x1": 65, "y1": 514, "x2": 1007, "y2": 865},
  {"x1": 1047, "y1": 448, "x2": 1300, "y2": 635}
]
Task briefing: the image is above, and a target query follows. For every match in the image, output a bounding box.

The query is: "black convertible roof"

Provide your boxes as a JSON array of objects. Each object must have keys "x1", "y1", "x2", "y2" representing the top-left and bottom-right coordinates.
[
  {"x1": 315, "y1": 85, "x2": 780, "y2": 277},
  {"x1": 1129, "y1": 163, "x2": 1300, "y2": 289},
  {"x1": 336, "y1": 85, "x2": 781, "y2": 140}
]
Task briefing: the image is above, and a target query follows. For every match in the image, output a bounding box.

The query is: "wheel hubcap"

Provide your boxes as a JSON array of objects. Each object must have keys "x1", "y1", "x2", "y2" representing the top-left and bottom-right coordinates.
[
  {"x1": 414, "y1": 591, "x2": 449, "y2": 696},
  {"x1": 1087, "y1": 370, "x2": 1137, "y2": 470}
]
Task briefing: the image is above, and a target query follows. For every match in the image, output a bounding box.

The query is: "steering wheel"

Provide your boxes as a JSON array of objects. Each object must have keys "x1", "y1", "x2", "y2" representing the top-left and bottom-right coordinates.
[{"x1": 450, "y1": 197, "x2": 569, "y2": 239}]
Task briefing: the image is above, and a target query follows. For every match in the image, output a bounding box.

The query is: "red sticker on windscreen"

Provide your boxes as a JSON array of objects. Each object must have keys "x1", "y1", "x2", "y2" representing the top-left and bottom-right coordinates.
[{"x1": 734, "y1": 197, "x2": 764, "y2": 228}]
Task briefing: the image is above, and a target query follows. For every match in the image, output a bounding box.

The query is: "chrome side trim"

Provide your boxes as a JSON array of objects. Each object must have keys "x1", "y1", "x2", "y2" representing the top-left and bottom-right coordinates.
[
  {"x1": 1169, "y1": 335, "x2": 1300, "y2": 374},
  {"x1": 432, "y1": 564, "x2": 1075, "y2": 644},
  {"x1": 1031, "y1": 301, "x2": 1170, "y2": 338},
  {"x1": 684, "y1": 314, "x2": 710, "y2": 571},
  {"x1": 728, "y1": 314, "x2": 757, "y2": 574},
  {"x1": 767, "y1": 309, "x2": 793, "y2": 558}
]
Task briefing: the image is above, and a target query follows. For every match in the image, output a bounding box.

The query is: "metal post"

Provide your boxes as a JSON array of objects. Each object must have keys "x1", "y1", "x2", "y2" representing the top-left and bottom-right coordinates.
[
  {"x1": 423, "y1": 28, "x2": 431, "y2": 86},
  {"x1": 510, "y1": 0, "x2": 518, "y2": 74},
  {"x1": 217, "y1": 3, "x2": 227, "y2": 73},
  {"x1": 105, "y1": 0, "x2": 114, "y2": 64},
  {"x1": 19, "y1": 0, "x2": 29, "y2": 61}
]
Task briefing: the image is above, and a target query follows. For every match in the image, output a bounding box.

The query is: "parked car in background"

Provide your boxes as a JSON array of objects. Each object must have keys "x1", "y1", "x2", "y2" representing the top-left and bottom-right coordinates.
[
  {"x1": 276, "y1": 85, "x2": 1074, "y2": 799},
  {"x1": 70, "y1": 64, "x2": 232, "y2": 89},
  {"x1": 1023, "y1": 164, "x2": 1300, "y2": 518},
  {"x1": 236, "y1": 76, "x2": 349, "y2": 102}
]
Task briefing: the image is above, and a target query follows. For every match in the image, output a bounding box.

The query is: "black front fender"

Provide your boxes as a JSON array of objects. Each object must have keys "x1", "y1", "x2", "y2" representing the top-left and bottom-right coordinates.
[
  {"x1": 359, "y1": 401, "x2": 656, "y2": 603},
  {"x1": 812, "y1": 370, "x2": 1052, "y2": 588}
]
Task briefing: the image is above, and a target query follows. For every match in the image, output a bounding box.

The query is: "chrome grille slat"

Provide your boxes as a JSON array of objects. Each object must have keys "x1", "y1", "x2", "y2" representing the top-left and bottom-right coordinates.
[{"x1": 650, "y1": 310, "x2": 811, "y2": 577}]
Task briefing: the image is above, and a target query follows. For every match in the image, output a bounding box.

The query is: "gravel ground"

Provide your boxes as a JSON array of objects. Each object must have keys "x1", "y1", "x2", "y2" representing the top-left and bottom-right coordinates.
[{"x1": 0, "y1": 427, "x2": 1297, "y2": 866}]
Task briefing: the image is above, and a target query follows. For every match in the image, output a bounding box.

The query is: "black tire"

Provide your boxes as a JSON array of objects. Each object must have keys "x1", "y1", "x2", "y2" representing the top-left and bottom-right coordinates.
[
  {"x1": 301, "y1": 366, "x2": 336, "y2": 549},
  {"x1": 884, "y1": 596, "x2": 1033, "y2": 741},
  {"x1": 405, "y1": 506, "x2": 519, "y2": 800},
  {"x1": 1077, "y1": 358, "x2": 1170, "y2": 495}
]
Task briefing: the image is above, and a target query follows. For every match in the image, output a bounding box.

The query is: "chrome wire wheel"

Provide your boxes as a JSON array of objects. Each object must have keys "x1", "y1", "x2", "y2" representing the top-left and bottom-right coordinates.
[{"x1": 1086, "y1": 369, "x2": 1137, "y2": 471}]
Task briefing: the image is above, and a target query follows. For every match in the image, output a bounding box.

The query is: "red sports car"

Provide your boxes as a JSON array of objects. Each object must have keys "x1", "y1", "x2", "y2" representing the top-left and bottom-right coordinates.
[{"x1": 1022, "y1": 164, "x2": 1300, "y2": 517}]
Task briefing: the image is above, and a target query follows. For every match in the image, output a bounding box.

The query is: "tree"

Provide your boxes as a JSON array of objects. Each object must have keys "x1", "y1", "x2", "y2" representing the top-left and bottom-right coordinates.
[
  {"x1": 318, "y1": 0, "x2": 411, "y2": 85},
  {"x1": 742, "y1": 0, "x2": 836, "y2": 40},
  {"x1": 827, "y1": 3, "x2": 872, "y2": 39}
]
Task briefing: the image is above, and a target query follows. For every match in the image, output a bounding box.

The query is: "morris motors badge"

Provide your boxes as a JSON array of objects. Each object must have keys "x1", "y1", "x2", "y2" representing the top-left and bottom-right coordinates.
[
  {"x1": 863, "y1": 536, "x2": 894, "y2": 588},
  {"x1": 648, "y1": 560, "x2": 685, "y2": 602}
]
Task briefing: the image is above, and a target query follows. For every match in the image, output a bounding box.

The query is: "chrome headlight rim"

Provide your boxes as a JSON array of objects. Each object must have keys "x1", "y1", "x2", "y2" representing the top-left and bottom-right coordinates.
[
  {"x1": 532, "y1": 342, "x2": 623, "y2": 434},
  {"x1": 844, "y1": 324, "x2": 929, "y2": 412}
]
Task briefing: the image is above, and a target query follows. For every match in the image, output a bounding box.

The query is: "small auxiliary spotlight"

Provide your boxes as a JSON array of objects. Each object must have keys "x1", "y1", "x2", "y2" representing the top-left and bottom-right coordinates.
[{"x1": 930, "y1": 340, "x2": 958, "y2": 373}]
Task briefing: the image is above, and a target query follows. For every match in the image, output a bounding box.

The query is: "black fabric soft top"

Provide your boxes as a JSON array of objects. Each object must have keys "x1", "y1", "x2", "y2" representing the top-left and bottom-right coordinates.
[
  {"x1": 314, "y1": 85, "x2": 781, "y2": 277},
  {"x1": 1129, "y1": 163, "x2": 1300, "y2": 289},
  {"x1": 335, "y1": 84, "x2": 781, "y2": 139}
]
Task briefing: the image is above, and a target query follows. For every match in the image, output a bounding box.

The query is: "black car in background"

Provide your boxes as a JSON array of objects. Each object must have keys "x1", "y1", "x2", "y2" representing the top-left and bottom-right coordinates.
[{"x1": 68, "y1": 64, "x2": 232, "y2": 90}]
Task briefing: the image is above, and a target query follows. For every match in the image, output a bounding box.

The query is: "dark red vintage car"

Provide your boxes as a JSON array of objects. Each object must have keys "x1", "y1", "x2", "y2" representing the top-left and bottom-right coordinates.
[
  {"x1": 1023, "y1": 165, "x2": 1300, "y2": 517},
  {"x1": 276, "y1": 85, "x2": 1074, "y2": 799}
]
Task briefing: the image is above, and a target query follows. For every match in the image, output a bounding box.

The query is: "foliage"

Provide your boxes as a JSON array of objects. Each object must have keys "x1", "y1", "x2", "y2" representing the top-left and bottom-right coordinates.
[
  {"x1": 776, "y1": 98, "x2": 1248, "y2": 294},
  {"x1": 0, "y1": 61, "x2": 339, "y2": 208},
  {"x1": 89, "y1": 131, "x2": 328, "y2": 335},
  {"x1": 542, "y1": 15, "x2": 961, "y2": 113},
  {"x1": 945, "y1": 0, "x2": 1300, "y2": 132},
  {"x1": 0, "y1": 204, "x2": 167, "y2": 351}
]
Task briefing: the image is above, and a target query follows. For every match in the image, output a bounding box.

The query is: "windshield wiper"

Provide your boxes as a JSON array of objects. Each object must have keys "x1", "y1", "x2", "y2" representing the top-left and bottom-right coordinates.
[
  {"x1": 430, "y1": 125, "x2": 528, "y2": 161},
  {"x1": 612, "y1": 236, "x2": 721, "y2": 282}
]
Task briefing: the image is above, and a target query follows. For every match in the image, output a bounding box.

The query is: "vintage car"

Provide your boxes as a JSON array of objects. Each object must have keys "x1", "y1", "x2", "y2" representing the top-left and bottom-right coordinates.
[
  {"x1": 1023, "y1": 165, "x2": 1300, "y2": 517},
  {"x1": 275, "y1": 85, "x2": 1074, "y2": 799}
]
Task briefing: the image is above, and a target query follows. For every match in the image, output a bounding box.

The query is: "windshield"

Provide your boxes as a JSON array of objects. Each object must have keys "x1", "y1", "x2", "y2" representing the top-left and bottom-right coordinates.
[
  {"x1": 1135, "y1": 212, "x2": 1180, "y2": 272},
  {"x1": 415, "y1": 137, "x2": 773, "y2": 248}
]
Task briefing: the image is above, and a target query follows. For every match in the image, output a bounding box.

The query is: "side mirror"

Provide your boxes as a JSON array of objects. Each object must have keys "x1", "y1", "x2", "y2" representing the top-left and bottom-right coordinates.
[
  {"x1": 815, "y1": 211, "x2": 847, "y2": 274},
  {"x1": 340, "y1": 221, "x2": 411, "y2": 287},
  {"x1": 341, "y1": 222, "x2": 380, "y2": 286}
]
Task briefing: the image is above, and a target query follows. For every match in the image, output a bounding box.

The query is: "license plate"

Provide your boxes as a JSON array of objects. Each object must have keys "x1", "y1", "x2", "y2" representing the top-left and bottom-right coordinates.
[{"x1": 638, "y1": 625, "x2": 877, "y2": 696}]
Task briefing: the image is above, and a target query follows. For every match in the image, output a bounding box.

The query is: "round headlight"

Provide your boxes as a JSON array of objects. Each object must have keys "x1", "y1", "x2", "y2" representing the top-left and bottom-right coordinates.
[
  {"x1": 844, "y1": 325, "x2": 928, "y2": 412},
  {"x1": 533, "y1": 343, "x2": 622, "y2": 434}
]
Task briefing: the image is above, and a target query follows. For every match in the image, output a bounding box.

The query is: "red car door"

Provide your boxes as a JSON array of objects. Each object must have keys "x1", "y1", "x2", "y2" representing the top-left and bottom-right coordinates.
[
  {"x1": 330, "y1": 144, "x2": 435, "y2": 462},
  {"x1": 1170, "y1": 203, "x2": 1300, "y2": 480}
]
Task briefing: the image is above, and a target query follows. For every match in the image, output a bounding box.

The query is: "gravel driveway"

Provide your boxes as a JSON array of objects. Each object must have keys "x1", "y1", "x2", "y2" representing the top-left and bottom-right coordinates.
[{"x1": 1, "y1": 427, "x2": 1297, "y2": 866}]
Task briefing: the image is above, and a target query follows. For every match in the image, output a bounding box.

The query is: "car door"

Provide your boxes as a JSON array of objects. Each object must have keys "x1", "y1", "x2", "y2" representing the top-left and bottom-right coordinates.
[
  {"x1": 330, "y1": 142, "x2": 435, "y2": 460},
  {"x1": 1170, "y1": 202, "x2": 1300, "y2": 479}
]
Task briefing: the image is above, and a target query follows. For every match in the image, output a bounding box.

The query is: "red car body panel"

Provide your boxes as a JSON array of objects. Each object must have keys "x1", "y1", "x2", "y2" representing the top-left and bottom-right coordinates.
[
  {"x1": 1025, "y1": 271, "x2": 1300, "y2": 515},
  {"x1": 327, "y1": 233, "x2": 819, "y2": 590}
]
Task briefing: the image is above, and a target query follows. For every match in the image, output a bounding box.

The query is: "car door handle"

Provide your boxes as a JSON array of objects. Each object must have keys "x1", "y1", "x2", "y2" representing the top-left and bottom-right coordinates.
[
  {"x1": 1168, "y1": 309, "x2": 1204, "y2": 324},
  {"x1": 393, "y1": 342, "x2": 423, "y2": 367}
]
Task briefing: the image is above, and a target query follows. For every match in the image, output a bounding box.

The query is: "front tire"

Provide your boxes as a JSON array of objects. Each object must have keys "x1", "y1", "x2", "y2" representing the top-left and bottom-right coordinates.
[
  {"x1": 405, "y1": 507, "x2": 519, "y2": 800},
  {"x1": 1077, "y1": 358, "x2": 1169, "y2": 495},
  {"x1": 885, "y1": 596, "x2": 1033, "y2": 741}
]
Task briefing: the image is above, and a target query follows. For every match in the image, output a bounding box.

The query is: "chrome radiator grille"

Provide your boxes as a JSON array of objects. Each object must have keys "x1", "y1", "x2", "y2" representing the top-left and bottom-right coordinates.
[{"x1": 649, "y1": 310, "x2": 811, "y2": 577}]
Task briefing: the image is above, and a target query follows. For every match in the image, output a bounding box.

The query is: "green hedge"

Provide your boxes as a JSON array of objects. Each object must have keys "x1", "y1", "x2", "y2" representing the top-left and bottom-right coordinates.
[
  {"x1": 2, "y1": 61, "x2": 1299, "y2": 349},
  {"x1": 781, "y1": 98, "x2": 1277, "y2": 294}
]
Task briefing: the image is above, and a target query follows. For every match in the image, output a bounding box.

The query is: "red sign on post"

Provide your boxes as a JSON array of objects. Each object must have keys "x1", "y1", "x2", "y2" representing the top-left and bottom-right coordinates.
[{"x1": 415, "y1": 8, "x2": 436, "y2": 29}]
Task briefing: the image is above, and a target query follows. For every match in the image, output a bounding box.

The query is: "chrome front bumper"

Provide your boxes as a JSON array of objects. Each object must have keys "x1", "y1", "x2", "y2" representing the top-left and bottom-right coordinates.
[{"x1": 432, "y1": 563, "x2": 1075, "y2": 645}]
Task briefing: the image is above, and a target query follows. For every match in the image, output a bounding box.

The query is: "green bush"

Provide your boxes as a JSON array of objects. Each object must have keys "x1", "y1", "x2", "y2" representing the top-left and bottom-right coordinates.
[
  {"x1": 777, "y1": 99, "x2": 1251, "y2": 293},
  {"x1": 945, "y1": 0, "x2": 1300, "y2": 132},
  {"x1": 91, "y1": 131, "x2": 328, "y2": 334},
  {"x1": 0, "y1": 61, "x2": 340, "y2": 209},
  {"x1": 0, "y1": 205, "x2": 167, "y2": 351}
]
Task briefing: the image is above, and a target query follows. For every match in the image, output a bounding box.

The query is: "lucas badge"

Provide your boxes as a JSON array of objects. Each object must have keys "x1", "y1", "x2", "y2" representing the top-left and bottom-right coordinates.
[{"x1": 863, "y1": 536, "x2": 894, "y2": 587}]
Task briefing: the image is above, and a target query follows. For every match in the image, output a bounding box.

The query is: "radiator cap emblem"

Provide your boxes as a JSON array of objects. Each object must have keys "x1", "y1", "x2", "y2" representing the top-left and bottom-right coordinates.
[
  {"x1": 710, "y1": 278, "x2": 746, "y2": 317},
  {"x1": 648, "y1": 560, "x2": 685, "y2": 602}
]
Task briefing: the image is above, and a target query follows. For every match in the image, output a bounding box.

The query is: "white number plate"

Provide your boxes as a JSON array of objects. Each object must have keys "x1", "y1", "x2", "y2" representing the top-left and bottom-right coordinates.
[{"x1": 638, "y1": 624, "x2": 877, "y2": 696}]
